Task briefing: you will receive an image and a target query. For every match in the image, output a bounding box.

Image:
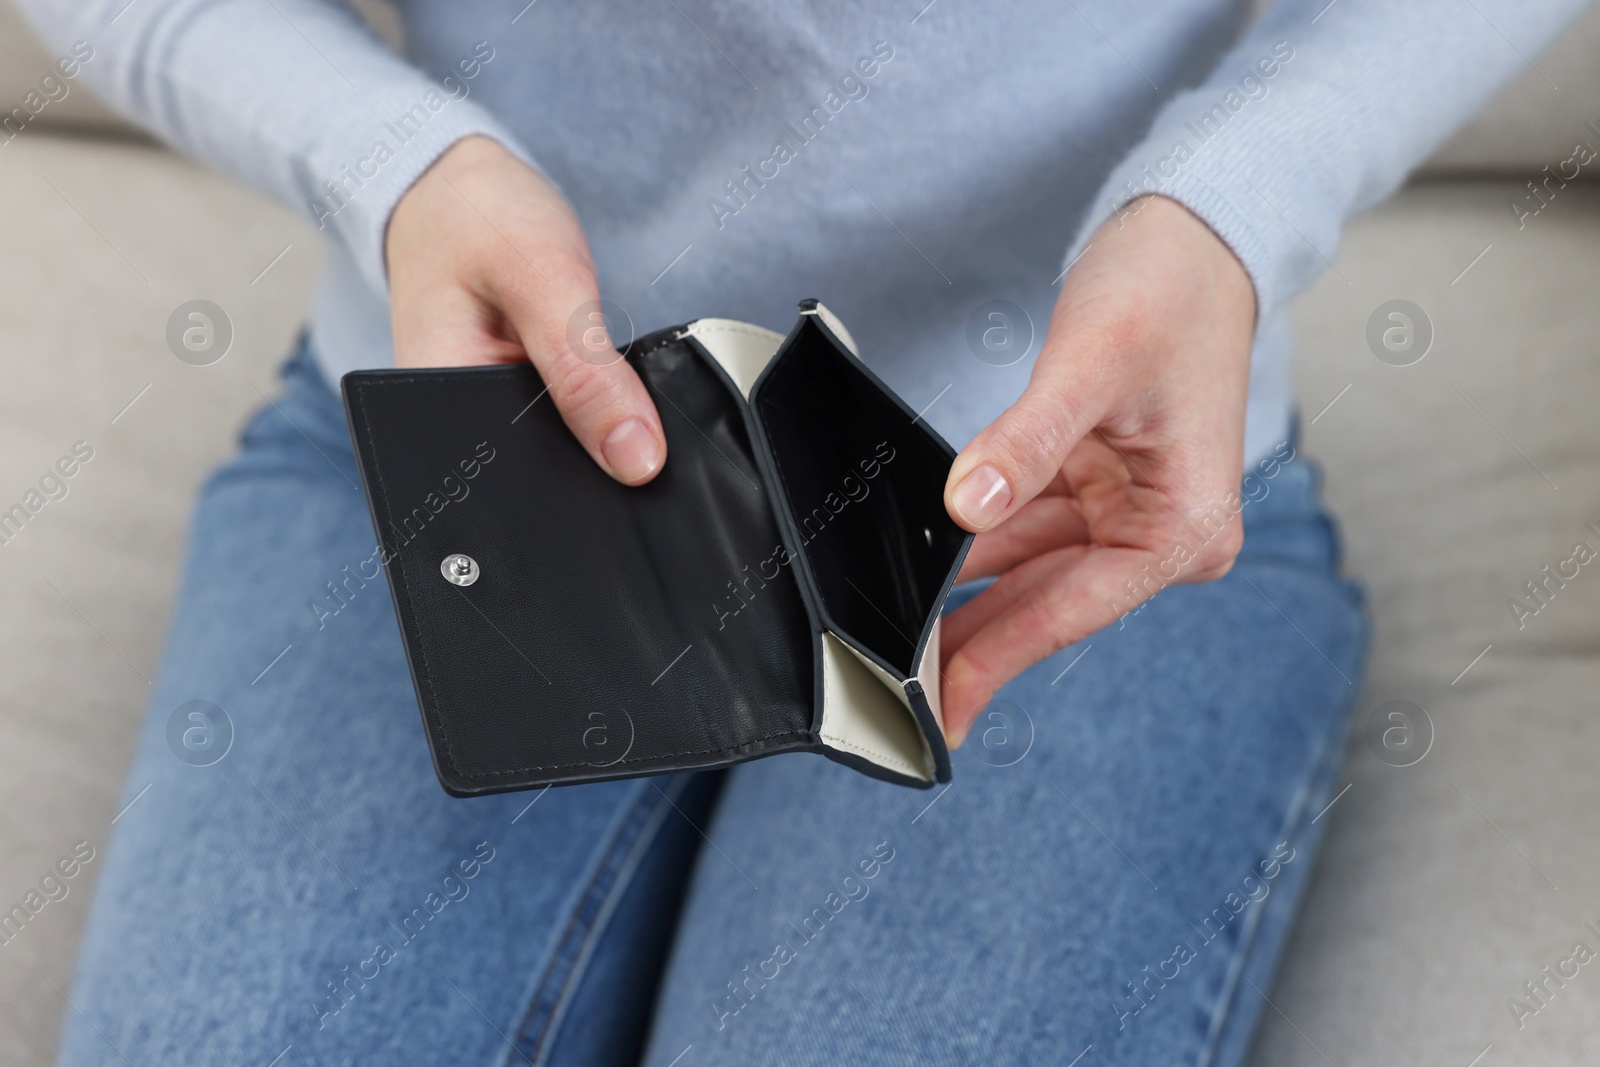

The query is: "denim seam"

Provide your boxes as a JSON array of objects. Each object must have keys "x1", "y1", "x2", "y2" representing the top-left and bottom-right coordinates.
[
  {"x1": 1192, "y1": 663, "x2": 1364, "y2": 1067},
  {"x1": 504, "y1": 779, "x2": 682, "y2": 1067},
  {"x1": 1191, "y1": 767, "x2": 1319, "y2": 1067},
  {"x1": 530, "y1": 791, "x2": 681, "y2": 1067},
  {"x1": 507, "y1": 787, "x2": 655, "y2": 1063}
]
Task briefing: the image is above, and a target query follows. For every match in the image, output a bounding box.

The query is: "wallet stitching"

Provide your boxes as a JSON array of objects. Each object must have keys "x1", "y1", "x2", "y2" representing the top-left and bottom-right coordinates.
[
  {"x1": 630, "y1": 330, "x2": 690, "y2": 357},
  {"x1": 351, "y1": 370, "x2": 819, "y2": 782},
  {"x1": 818, "y1": 729, "x2": 924, "y2": 778},
  {"x1": 354, "y1": 368, "x2": 529, "y2": 387},
  {"x1": 689, "y1": 322, "x2": 785, "y2": 345},
  {"x1": 451, "y1": 730, "x2": 815, "y2": 777},
  {"x1": 350, "y1": 380, "x2": 462, "y2": 778}
]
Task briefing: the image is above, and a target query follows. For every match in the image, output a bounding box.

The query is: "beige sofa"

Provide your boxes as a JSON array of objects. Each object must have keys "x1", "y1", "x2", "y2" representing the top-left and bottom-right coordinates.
[{"x1": 2, "y1": 5, "x2": 1598, "y2": 1064}]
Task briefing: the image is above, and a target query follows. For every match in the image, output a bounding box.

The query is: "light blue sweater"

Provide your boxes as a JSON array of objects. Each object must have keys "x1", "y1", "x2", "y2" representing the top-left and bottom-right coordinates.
[{"x1": 17, "y1": 0, "x2": 1589, "y2": 462}]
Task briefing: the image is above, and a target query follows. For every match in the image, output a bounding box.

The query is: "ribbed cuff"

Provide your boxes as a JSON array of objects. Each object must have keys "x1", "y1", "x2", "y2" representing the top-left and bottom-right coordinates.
[
  {"x1": 1064, "y1": 160, "x2": 1280, "y2": 324},
  {"x1": 308, "y1": 98, "x2": 541, "y2": 297}
]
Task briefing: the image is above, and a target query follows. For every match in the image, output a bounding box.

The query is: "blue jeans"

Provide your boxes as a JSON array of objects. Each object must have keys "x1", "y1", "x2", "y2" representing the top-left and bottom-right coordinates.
[{"x1": 58, "y1": 343, "x2": 1367, "y2": 1066}]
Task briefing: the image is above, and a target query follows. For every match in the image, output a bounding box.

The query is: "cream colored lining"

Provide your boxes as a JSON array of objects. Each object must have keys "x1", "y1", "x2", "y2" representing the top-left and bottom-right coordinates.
[
  {"x1": 686, "y1": 312, "x2": 934, "y2": 782},
  {"x1": 683, "y1": 318, "x2": 784, "y2": 399},
  {"x1": 818, "y1": 633, "x2": 932, "y2": 782}
]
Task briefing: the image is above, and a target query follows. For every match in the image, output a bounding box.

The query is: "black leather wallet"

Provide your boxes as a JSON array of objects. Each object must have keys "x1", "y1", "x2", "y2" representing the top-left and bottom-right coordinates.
[{"x1": 342, "y1": 301, "x2": 972, "y2": 796}]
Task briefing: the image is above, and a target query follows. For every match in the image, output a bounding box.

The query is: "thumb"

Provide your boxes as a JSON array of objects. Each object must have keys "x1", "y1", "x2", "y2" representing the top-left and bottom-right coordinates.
[
  {"x1": 495, "y1": 266, "x2": 667, "y2": 487},
  {"x1": 944, "y1": 374, "x2": 1104, "y2": 533}
]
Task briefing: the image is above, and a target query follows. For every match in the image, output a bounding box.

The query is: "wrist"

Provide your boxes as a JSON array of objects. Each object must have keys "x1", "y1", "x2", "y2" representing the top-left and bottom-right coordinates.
[{"x1": 386, "y1": 135, "x2": 525, "y2": 277}]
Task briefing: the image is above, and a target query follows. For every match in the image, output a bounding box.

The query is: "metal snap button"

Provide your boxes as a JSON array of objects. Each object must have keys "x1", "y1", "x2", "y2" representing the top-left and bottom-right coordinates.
[{"x1": 441, "y1": 553, "x2": 480, "y2": 587}]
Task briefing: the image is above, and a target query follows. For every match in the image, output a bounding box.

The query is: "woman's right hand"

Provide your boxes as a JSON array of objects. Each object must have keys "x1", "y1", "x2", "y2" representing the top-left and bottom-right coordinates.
[{"x1": 386, "y1": 135, "x2": 666, "y2": 485}]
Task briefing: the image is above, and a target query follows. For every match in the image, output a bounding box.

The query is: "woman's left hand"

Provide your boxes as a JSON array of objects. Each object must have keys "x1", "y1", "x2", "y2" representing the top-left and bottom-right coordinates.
[{"x1": 939, "y1": 195, "x2": 1258, "y2": 746}]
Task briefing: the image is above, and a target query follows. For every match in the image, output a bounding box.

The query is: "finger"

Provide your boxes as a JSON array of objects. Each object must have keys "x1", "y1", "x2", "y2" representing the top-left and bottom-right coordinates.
[
  {"x1": 491, "y1": 250, "x2": 668, "y2": 486},
  {"x1": 944, "y1": 543, "x2": 1088, "y2": 657},
  {"x1": 941, "y1": 546, "x2": 1156, "y2": 745},
  {"x1": 956, "y1": 493, "x2": 1090, "y2": 582},
  {"x1": 943, "y1": 346, "x2": 1112, "y2": 534},
  {"x1": 390, "y1": 271, "x2": 529, "y2": 368}
]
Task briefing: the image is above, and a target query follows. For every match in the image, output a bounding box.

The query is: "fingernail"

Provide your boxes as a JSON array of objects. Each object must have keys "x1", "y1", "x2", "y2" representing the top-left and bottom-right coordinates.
[
  {"x1": 601, "y1": 418, "x2": 662, "y2": 483},
  {"x1": 947, "y1": 723, "x2": 968, "y2": 750},
  {"x1": 951, "y1": 464, "x2": 1012, "y2": 528}
]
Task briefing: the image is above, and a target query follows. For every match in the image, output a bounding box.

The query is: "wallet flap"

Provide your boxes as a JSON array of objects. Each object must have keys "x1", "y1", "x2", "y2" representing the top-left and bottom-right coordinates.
[{"x1": 342, "y1": 329, "x2": 817, "y2": 795}]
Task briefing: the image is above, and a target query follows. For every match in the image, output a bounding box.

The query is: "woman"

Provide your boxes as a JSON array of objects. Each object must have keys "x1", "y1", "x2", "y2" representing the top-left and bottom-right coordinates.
[{"x1": 19, "y1": 0, "x2": 1583, "y2": 1063}]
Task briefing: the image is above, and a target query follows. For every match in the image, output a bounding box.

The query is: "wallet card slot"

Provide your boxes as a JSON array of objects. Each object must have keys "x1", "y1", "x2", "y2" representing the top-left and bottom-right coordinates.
[
  {"x1": 817, "y1": 632, "x2": 933, "y2": 784},
  {"x1": 682, "y1": 318, "x2": 786, "y2": 399},
  {"x1": 749, "y1": 312, "x2": 970, "y2": 680}
]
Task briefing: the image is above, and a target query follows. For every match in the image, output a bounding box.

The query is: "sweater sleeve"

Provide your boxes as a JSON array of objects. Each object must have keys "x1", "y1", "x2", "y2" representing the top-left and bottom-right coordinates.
[
  {"x1": 13, "y1": 0, "x2": 536, "y2": 296},
  {"x1": 1067, "y1": 0, "x2": 1594, "y2": 319}
]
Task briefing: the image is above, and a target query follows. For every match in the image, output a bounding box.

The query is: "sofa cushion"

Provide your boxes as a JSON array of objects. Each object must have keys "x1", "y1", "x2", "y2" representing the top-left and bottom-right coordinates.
[
  {"x1": 1423, "y1": 8, "x2": 1600, "y2": 175},
  {"x1": 1246, "y1": 182, "x2": 1600, "y2": 1066}
]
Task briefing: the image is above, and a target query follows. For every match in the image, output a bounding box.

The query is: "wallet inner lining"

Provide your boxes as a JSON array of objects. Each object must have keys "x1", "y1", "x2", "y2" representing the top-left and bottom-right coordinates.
[
  {"x1": 752, "y1": 316, "x2": 967, "y2": 678},
  {"x1": 818, "y1": 632, "x2": 933, "y2": 781},
  {"x1": 691, "y1": 316, "x2": 935, "y2": 783}
]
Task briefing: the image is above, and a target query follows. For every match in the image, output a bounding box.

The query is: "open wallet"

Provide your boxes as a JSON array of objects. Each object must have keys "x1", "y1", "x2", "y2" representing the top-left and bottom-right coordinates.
[{"x1": 342, "y1": 300, "x2": 972, "y2": 796}]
